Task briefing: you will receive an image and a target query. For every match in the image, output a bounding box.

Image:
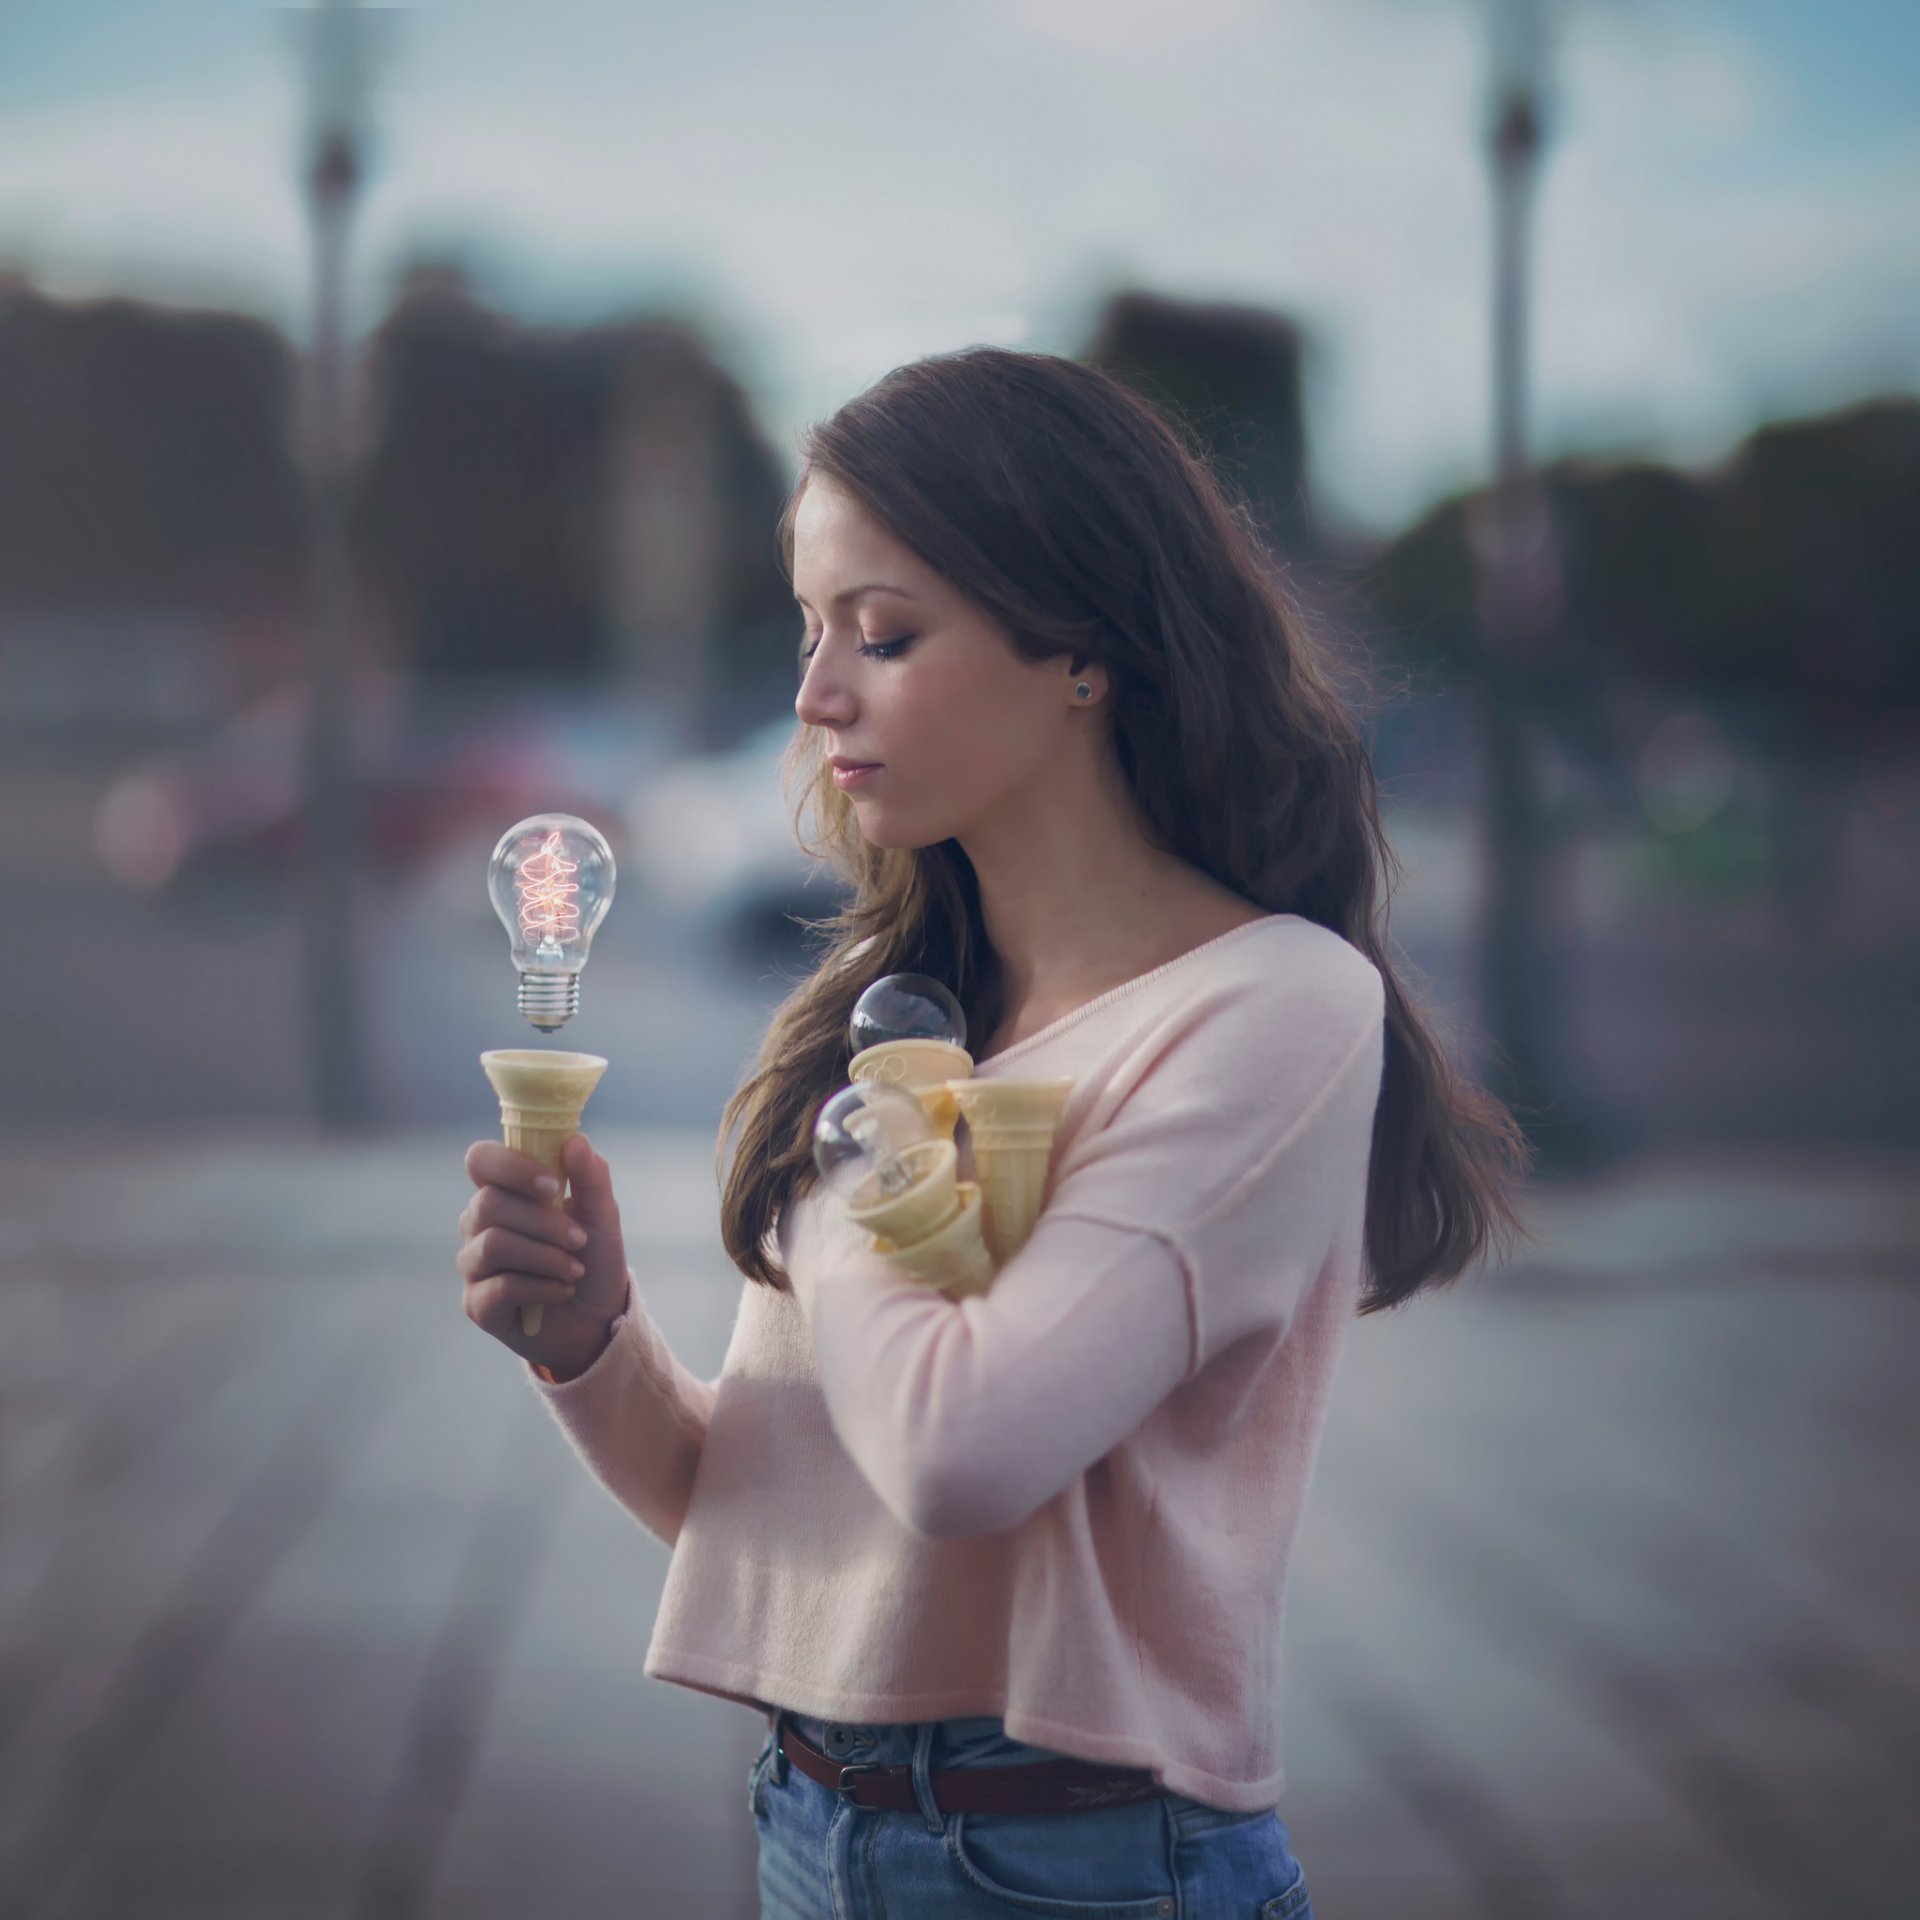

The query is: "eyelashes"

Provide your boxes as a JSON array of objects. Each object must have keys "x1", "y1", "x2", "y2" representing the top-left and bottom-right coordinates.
[{"x1": 798, "y1": 636, "x2": 916, "y2": 677}]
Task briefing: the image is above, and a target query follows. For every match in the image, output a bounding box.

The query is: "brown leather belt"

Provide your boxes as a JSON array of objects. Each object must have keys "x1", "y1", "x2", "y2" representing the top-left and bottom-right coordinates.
[{"x1": 767, "y1": 1709, "x2": 1171, "y2": 1817}]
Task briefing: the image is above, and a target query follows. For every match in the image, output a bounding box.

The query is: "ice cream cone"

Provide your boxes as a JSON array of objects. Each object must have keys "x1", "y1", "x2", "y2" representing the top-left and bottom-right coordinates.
[
  {"x1": 841, "y1": 1134, "x2": 964, "y2": 1247},
  {"x1": 849, "y1": 1039, "x2": 974, "y2": 1140},
  {"x1": 872, "y1": 1181, "x2": 997, "y2": 1298},
  {"x1": 480, "y1": 1049, "x2": 609, "y2": 1337},
  {"x1": 947, "y1": 1077, "x2": 1075, "y2": 1265}
]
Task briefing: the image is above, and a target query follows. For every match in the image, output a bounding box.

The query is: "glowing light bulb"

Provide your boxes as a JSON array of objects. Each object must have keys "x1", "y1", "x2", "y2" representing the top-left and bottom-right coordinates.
[
  {"x1": 849, "y1": 973, "x2": 968, "y2": 1053},
  {"x1": 486, "y1": 813, "x2": 616, "y2": 1032},
  {"x1": 813, "y1": 1081, "x2": 939, "y2": 1207}
]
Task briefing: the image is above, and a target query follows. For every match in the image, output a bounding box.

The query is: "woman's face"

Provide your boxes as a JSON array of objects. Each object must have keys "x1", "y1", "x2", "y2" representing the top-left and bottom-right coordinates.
[{"x1": 791, "y1": 473, "x2": 1096, "y2": 850}]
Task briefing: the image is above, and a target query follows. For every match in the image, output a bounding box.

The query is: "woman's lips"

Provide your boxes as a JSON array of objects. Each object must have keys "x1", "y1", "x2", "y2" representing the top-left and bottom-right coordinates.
[{"x1": 832, "y1": 762, "x2": 882, "y2": 789}]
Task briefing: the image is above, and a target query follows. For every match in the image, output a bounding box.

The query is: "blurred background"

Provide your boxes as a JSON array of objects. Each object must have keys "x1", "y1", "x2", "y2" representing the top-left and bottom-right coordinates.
[{"x1": 0, "y1": 1, "x2": 1914, "y2": 1915}]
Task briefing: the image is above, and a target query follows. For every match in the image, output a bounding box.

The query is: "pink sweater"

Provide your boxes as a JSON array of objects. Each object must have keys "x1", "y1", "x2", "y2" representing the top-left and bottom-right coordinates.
[{"x1": 527, "y1": 912, "x2": 1387, "y2": 1810}]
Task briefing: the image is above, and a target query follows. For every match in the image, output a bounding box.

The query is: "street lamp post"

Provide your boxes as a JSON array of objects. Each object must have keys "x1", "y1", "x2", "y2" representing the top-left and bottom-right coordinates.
[
  {"x1": 288, "y1": 0, "x2": 391, "y2": 1129},
  {"x1": 1469, "y1": 0, "x2": 1590, "y2": 1163}
]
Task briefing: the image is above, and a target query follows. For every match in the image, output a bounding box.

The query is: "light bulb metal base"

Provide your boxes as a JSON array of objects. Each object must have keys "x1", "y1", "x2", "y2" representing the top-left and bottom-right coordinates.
[
  {"x1": 844, "y1": 1137, "x2": 961, "y2": 1246},
  {"x1": 518, "y1": 970, "x2": 581, "y2": 1031}
]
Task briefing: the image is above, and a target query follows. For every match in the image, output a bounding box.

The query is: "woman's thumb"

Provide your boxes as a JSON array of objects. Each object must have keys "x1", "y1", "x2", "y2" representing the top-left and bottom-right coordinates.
[{"x1": 561, "y1": 1132, "x2": 620, "y2": 1234}]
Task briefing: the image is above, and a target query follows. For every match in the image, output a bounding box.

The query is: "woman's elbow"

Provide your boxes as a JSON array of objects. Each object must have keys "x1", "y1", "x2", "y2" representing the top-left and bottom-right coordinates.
[{"x1": 905, "y1": 1462, "x2": 1033, "y2": 1540}]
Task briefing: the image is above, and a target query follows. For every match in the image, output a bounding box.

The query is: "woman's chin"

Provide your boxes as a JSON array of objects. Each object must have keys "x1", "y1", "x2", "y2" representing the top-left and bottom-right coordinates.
[
  {"x1": 853, "y1": 805, "x2": 944, "y2": 853},
  {"x1": 855, "y1": 813, "x2": 911, "y2": 849}
]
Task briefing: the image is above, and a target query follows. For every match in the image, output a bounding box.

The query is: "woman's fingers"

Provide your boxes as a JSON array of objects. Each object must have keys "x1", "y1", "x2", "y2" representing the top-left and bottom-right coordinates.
[
  {"x1": 459, "y1": 1225, "x2": 587, "y2": 1285},
  {"x1": 457, "y1": 1141, "x2": 624, "y2": 1369},
  {"x1": 556, "y1": 1134, "x2": 620, "y2": 1235},
  {"x1": 465, "y1": 1141, "x2": 557, "y2": 1198},
  {"x1": 463, "y1": 1270, "x2": 577, "y2": 1334},
  {"x1": 460, "y1": 1183, "x2": 587, "y2": 1252}
]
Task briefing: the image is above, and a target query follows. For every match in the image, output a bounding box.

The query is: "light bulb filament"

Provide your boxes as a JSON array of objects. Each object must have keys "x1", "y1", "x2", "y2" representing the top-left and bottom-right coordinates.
[{"x1": 517, "y1": 832, "x2": 581, "y2": 950}]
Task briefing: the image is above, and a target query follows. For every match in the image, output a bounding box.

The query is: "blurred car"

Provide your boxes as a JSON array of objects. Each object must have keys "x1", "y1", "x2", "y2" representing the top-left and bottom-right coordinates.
[
  {"x1": 92, "y1": 669, "x2": 668, "y2": 896},
  {"x1": 623, "y1": 712, "x2": 847, "y2": 950}
]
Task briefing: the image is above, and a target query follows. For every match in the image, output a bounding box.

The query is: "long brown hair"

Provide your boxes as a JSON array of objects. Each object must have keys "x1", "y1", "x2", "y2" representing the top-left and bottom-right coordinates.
[{"x1": 715, "y1": 345, "x2": 1538, "y2": 1312}]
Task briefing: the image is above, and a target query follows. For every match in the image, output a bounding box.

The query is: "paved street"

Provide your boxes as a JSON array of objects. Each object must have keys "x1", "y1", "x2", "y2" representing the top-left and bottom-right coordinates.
[
  {"x1": 4, "y1": 739, "x2": 1917, "y2": 1914},
  {"x1": 0, "y1": 1125, "x2": 1913, "y2": 1918}
]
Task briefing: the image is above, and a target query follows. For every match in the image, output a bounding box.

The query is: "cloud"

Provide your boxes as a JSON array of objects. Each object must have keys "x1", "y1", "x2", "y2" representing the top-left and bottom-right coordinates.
[{"x1": 990, "y1": 0, "x2": 1270, "y2": 57}]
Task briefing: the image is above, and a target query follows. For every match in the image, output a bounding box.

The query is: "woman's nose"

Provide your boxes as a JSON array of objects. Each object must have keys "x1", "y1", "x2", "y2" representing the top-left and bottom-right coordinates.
[{"x1": 795, "y1": 661, "x2": 852, "y2": 729}]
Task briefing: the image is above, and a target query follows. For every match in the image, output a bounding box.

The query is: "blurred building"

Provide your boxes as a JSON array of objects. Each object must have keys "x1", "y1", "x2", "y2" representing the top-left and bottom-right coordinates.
[
  {"x1": 0, "y1": 271, "x2": 310, "y2": 746},
  {"x1": 349, "y1": 260, "x2": 795, "y2": 750},
  {"x1": 1081, "y1": 289, "x2": 1323, "y2": 570},
  {"x1": 1078, "y1": 286, "x2": 1435, "y2": 795},
  {"x1": 0, "y1": 262, "x2": 798, "y2": 757}
]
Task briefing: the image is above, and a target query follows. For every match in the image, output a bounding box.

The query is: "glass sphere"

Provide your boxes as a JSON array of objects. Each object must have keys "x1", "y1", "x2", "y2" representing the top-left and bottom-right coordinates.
[
  {"x1": 813, "y1": 1081, "x2": 938, "y2": 1206},
  {"x1": 849, "y1": 972, "x2": 967, "y2": 1053}
]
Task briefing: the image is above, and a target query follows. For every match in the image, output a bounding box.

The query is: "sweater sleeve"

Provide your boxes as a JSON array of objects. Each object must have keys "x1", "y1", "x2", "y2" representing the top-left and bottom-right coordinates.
[
  {"x1": 523, "y1": 1269, "x2": 719, "y2": 1550},
  {"x1": 793, "y1": 950, "x2": 1387, "y2": 1539}
]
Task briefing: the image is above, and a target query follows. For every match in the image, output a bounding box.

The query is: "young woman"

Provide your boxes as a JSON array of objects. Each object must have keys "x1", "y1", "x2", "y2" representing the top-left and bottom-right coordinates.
[{"x1": 458, "y1": 346, "x2": 1535, "y2": 1917}]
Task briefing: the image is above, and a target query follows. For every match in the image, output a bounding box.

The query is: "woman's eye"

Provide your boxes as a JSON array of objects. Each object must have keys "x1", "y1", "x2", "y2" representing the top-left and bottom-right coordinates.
[{"x1": 799, "y1": 635, "x2": 914, "y2": 674}]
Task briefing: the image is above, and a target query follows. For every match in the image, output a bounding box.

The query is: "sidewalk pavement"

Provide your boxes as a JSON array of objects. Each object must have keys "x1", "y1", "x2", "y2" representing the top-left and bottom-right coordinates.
[{"x1": 0, "y1": 1124, "x2": 1914, "y2": 1919}]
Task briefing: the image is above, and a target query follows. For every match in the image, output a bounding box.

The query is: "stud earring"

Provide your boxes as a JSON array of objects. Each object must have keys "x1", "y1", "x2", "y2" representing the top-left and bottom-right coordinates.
[{"x1": 1075, "y1": 683, "x2": 1092, "y2": 700}]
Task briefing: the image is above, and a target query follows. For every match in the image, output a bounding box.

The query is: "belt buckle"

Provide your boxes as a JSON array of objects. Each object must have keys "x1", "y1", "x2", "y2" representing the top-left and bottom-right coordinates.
[{"x1": 835, "y1": 1761, "x2": 883, "y2": 1806}]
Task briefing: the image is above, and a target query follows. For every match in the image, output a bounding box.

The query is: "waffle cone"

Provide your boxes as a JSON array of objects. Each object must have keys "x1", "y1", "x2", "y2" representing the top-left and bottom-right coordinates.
[
  {"x1": 480, "y1": 1049, "x2": 609, "y2": 1336},
  {"x1": 842, "y1": 1136, "x2": 960, "y2": 1247},
  {"x1": 872, "y1": 1181, "x2": 997, "y2": 1298},
  {"x1": 948, "y1": 1077, "x2": 1074, "y2": 1265},
  {"x1": 849, "y1": 1039, "x2": 974, "y2": 1140}
]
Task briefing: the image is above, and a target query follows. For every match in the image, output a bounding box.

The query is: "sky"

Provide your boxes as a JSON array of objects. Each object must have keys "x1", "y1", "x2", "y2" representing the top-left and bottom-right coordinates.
[{"x1": 0, "y1": 0, "x2": 1914, "y2": 536}]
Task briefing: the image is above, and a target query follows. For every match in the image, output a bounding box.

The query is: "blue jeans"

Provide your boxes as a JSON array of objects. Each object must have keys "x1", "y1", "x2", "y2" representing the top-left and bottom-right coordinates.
[{"x1": 747, "y1": 1708, "x2": 1313, "y2": 1919}]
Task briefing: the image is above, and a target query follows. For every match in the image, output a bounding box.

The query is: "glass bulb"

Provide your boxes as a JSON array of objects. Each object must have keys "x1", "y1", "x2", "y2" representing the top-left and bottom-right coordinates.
[
  {"x1": 813, "y1": 1081, "x2": 938, "y2": 1207},
  {"x1": 486, "y1": 812, "x2": 617, "y2": 1032},
  {"x1": 849, "y1": 972, "x2": 967, "y2": 1054}
]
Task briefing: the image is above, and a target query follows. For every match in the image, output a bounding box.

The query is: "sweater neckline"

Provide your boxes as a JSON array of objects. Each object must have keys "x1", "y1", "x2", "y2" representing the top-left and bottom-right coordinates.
[{"x1": 972, "y1": 913, "x2": 1300, "y2": 1069}]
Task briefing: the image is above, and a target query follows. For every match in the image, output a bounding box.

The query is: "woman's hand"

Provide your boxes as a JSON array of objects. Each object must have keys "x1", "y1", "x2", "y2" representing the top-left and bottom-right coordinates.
[{"x1": 458, "y1": 1132, "x2": 628, "y2": 1381}]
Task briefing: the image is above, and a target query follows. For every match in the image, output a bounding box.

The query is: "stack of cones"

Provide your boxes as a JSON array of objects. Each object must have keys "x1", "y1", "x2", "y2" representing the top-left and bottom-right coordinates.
[
  {"x1": 831, "y1": 1063, "x2": 1076, "y2": 1293},
  {"x1": 841, "y1": 1136, "x2": 996, "y2": 1299},
  {"x1": 479, "y1": 1049, "x2": 609, "y2": 1336}
]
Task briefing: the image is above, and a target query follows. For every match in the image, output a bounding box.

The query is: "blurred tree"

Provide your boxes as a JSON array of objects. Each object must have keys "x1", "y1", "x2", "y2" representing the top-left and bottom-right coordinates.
[
  {"x1": 1702, "y1": 398, "x2": 1920, "y2": 928},
  {"x1": 1552, "y1": 463, "x2": 1716, "y2": 675},
  {"x1": 1365, "y1": 399, "x2": 1920, "y2": 725},
  {"x1": 1363, "y1": 496, "x2": 1483, "y2": 675},
  {"x1": 1703, "y1": 399, "x2": 1920, "y2": 717},
  {"x1": 1359, "y1": 396, "x2": 1920, "y2": 931}
]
